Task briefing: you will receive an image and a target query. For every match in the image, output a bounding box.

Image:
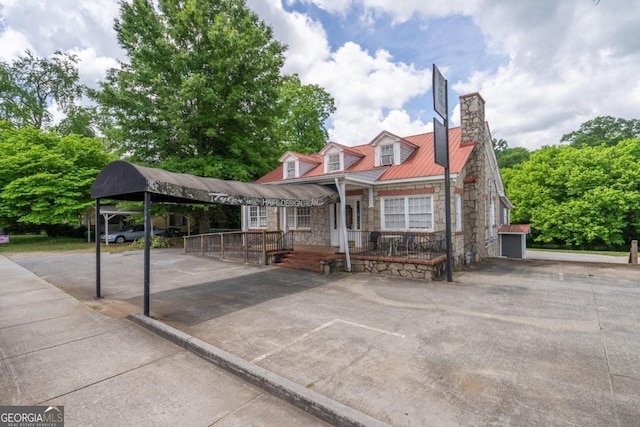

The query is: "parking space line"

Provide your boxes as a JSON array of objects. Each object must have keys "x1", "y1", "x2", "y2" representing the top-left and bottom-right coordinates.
[{"x1": 251, "y1": 318, "x2": 404, "y2": 363}]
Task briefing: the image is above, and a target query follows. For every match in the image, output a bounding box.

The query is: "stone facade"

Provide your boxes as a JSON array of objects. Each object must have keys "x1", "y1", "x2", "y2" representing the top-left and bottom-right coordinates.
[
  {"x1": 458, "y1": 93, "x2": 500, "y2": 261},
  {"x1": 350, "y1": 257, "x2": 447, "y2": 280},
  {"x1": 250, "y1": 91, "x2": 507, "y2": 277}
]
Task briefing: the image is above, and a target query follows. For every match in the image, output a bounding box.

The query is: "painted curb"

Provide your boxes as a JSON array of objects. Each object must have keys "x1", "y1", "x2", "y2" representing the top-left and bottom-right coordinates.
[{"x1": 128, "y1": 313, "x2": 389, "y2": 427}]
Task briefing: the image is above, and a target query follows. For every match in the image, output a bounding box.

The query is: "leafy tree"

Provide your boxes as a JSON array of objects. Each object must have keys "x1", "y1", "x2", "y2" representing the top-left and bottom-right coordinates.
[
  {"x1": 492, "y1": 138, "x2": 508, "y2": 152},
  {"x1": 492, "y1": 138, "x2": 530, "y2": 169},
  {"x1": 497, "y1": 147, "x2": 531, "y2": 169},
  {"x1": 93, "y1": 0, "x2": 287, "y2": 181},
  {"x1": 503, "y1": 139, "x2": 640, "y2": 248},
  {"x1": 93, "y1": 0, "x2": 336, "y2": 232},
  {"x1": 0, "y1": 50, "x2": 84, "y2": 129},
  {"x1": 274, "y1": 74, "x2": 335, "y2": 154},
  {"x1": 55, "y1": 105, "x2": 101, "y2": 137},
  {"x1": 0, "y1": 122, "x2": 115, "y2": 236},
  {"x1": 560, "y1": 116, "x2": 640, "y2": 148}
]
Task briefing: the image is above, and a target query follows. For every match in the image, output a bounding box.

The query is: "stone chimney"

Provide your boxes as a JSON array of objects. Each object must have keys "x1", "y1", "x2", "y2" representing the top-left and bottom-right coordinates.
[
  {"x1": 459, "y1": 92, "x2": 492, "y2": 263},
  {"x1": 460, "y1": 92, "x2": 486, "y2": 145}
]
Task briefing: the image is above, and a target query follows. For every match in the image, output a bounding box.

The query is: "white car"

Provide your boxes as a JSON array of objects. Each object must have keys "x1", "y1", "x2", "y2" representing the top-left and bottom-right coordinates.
[{"x1": 100, "y1": 225, "x2": 167, "y2": 244}]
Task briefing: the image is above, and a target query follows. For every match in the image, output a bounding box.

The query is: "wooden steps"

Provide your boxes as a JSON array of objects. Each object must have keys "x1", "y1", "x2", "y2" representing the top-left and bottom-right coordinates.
[{"x1": 274, "y1": 251, "x2": 340, "y2": 273}]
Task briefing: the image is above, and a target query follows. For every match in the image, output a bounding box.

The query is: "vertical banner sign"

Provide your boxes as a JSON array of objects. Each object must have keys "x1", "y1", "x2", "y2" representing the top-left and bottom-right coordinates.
[
  {"x1": 433, "y1": 117, "x2": 447, "y2": 167},
  {"x1": 432, "y1": 64, "x2": 453, "y2": 282},
  {"x1": 433, "y1": 65, "x2": 447, "y2": 121}
]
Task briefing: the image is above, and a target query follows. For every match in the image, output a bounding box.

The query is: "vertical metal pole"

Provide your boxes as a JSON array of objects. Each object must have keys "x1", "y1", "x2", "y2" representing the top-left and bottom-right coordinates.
[
  {"x1": 444, "y1": 86, "x2": 453, "y2": 282},
  {"x1": 143, "y1": 192, "x2": 151, "y2": 316},
  {"x1": 94, "y1": 198, "x2": 103, "y2": 299}
]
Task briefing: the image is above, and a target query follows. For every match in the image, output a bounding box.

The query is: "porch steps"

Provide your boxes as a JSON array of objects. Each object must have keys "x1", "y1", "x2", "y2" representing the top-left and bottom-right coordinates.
[{"x1": 274, "y1": 251, "x2": 339, "y2": 273}]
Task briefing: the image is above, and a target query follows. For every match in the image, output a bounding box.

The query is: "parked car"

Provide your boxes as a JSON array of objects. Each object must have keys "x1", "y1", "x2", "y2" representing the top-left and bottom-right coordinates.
[{"x1": 100, "y1": 225, "x2": 168, "y2": 244}]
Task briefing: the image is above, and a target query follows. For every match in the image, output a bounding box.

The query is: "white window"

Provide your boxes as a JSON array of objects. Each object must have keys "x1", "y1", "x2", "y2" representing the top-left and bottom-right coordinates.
[
  {"x1": 380, "y1": 144, "x2": 394, "y2": 165},
  {"x1": 382, "y1": 196, "x2": 433, "y2": 231},
  {"x1": 455, "y1": 194, "x2": 462, "y2": 232},
  {"x1": 287, "y1": 206, "x2": 311, "y2": 229},
  {"x1": 286, "y1": 161, "x2": 296, "y2": 178},
  {"x1": 327, "y1": 153, "x2": 341, "y2": 172},
  {"x1": 249, "y1": 206, "x2": 266, "y2": 229}
]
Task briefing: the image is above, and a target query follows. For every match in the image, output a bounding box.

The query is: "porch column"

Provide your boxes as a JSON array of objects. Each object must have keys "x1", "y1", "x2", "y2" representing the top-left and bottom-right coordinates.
[{"x1": 335, "y1": 178, "x2": 351, "y2": 272}]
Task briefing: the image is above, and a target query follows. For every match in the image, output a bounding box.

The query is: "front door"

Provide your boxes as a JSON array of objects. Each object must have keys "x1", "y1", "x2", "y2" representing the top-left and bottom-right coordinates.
[{"x1": 330, "y1": 199, "x2": 361, "y2": 247}]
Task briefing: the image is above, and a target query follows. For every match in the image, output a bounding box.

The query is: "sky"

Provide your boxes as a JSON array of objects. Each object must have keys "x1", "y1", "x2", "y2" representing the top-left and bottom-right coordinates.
[{"x1": 0, "y1": 0, "x2": 639, "y2": 150}]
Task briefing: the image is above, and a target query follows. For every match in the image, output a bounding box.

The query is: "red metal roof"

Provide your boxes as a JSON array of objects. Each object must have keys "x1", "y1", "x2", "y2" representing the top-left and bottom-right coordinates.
[
  {"x1": 280, "y1": 151, "x2": 322, "y2": 164},
  {"x1": 257, "y1": 126, "x2": 475, "y2": 184},
  {"x1": 498, "y1": 224, "x2": 531, "y2": 234}
]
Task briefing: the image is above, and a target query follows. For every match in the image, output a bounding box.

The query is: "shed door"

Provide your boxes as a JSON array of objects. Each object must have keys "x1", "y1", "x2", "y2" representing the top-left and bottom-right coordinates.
[{"x1": 501, "y1": 234, "x2": 524, "y2": 258}]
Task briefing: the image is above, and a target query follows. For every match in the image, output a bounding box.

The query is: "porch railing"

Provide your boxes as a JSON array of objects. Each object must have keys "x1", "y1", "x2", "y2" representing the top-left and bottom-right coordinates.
[
  {"x1": 184, "y1": 231, "x2": 287, "y2": 264},
  {"x1": 346, "y1": 230, "x2": 446, "y2": 261}
]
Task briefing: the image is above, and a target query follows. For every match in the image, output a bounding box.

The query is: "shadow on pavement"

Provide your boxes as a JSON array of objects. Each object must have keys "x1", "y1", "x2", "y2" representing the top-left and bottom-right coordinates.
[{"x1": 130, "y1": 269, "x2": 333, "y2": 326}]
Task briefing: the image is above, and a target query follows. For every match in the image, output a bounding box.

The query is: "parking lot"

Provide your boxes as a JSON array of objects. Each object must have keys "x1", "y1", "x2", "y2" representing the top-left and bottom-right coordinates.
[{"x1": 8, "y1": 249, "x2": 640, "y2": 426}]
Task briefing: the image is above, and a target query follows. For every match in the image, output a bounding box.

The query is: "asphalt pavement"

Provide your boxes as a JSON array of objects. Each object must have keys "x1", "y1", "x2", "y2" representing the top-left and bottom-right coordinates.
[{"x1": 3, "y1": 249, "x2": 640, "y2": 426}]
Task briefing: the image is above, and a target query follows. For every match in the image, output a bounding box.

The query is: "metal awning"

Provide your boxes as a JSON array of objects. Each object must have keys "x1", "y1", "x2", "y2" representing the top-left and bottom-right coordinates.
[
  {"x1": 91, "y1": 160, "x2": 338, "y2": 317},
  {"x1": 91, "y1": 160, "x2": 338, "y2": 206}
]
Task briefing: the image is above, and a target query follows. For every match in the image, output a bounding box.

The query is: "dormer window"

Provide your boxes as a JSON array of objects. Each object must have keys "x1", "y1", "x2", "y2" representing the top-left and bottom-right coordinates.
[
  {"x1": 380, "y1": 144, "x2": 394, "y2": 165},
  {"x1": 327, "y1": 153, "x2": 341, "y2": 172},
  {"x1": 286, "y1": 161, "x2": 296, "y2": 178}
]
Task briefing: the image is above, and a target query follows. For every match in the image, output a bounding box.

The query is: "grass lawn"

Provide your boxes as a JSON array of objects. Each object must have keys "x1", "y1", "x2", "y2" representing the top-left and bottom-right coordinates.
[
  {"x1": 527, "y1": 247, "x2": 629, "y2": 256},
  {"x1": 0, "y1": 234, "x2": 140, "y2": 254}
]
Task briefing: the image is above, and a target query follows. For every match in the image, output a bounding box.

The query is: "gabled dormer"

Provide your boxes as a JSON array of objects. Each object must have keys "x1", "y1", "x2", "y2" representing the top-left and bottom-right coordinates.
[
  {"x1": 278, "y1": 151, "x2": 321, "y2": 179},
  {"x1": 369, "y1": 131, "x2": 418, "y2": 167},
  {"x1": 319, "y1": 142, "x2": 365, "y2": 173}
]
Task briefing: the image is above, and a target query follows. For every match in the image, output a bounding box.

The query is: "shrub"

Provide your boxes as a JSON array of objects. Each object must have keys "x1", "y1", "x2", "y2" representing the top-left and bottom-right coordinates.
[{"x1": 129, "y1": 236, "x2": 171, "y2": 249}]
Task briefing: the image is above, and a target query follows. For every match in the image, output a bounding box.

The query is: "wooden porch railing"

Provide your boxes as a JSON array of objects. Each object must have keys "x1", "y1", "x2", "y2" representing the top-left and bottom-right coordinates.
[{"x1": 184, "y1": 231, "x2": 287, "y2": 264}]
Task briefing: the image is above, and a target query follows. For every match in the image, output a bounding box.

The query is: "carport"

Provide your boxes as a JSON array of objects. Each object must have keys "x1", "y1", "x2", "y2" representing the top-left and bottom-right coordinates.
[{"x1": 91, "y1": 160, "x2": 338, "y2": 316}]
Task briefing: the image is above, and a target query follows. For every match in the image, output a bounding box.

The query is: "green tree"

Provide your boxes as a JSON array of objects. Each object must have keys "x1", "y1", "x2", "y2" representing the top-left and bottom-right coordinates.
[
  {"x1": 503, "y1": 139, "x2": 640, "y2": 248},
  {"x1": 492, "y1": 138, "x2": 508, "y2": 152},
  {"x1": 560, "y1": 116, "x2": 640, "y2": 148},
  {"x1": 274, "y1": 74, "x2": 335, "y2": 154},
  {"x1": 55, "y1": 105, "x2": 101, "y2": 137},
  {"x1": 92, "y1": 0, "x2": 287, "y2": 181},
  {"x1": 497, "y1": 147, "x2": 531, "y2": 169},
  {"x1": 93, "y1": 0, "x2": 336, "y2": 232},
  {"x1": 492, "y1": 138, "x2": 530, "y2": 169},
  {"x1": 0, "y1": 50, "x2": 84, "y2": 129},
  {"x1": 0, "y1": 122, "x2": 115, "y2": 236}
]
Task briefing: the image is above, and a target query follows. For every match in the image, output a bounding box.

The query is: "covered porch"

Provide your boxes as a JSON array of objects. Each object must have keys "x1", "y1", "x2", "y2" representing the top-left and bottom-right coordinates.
[{"x1": 183, "y1": 228, "x2": 448, "y2": 280}]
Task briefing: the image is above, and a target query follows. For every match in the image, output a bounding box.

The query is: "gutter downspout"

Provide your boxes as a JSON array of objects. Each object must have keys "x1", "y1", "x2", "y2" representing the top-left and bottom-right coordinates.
[{"x1": 335, "y1": 178, "x2": 351, "y2": 272}]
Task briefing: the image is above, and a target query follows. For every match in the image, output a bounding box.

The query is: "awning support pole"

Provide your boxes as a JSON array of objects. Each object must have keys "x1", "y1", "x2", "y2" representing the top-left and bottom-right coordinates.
[
  {"x1": 94, "y1": 198, "x2": 102, "y2": 299},
  {"x1": 143, "y1": 191, "x2": 151, "y2": 316}
]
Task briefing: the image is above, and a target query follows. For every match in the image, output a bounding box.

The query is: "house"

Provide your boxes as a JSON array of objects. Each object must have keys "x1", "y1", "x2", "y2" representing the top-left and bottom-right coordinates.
[{"x1": 243, "y1": 92, "x2": 512, "y2": 278}]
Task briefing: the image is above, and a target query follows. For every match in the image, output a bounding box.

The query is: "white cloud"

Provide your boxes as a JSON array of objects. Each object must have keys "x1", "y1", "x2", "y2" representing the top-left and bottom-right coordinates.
[
  {"x1": 247, "y1": 0, "x2": 331, "y2": 76},
  {"x1": 0, "y1": 0, "x2": 123, "y2": 59},
  {"x1": 305, "y1": 42, "x2": 432, "y2": 144},
  {"x1": 68, "y1": 47, "x2": 120, "y2": 89},
  {"x1": 0, "y1": 28, "x2": 32, "y2": 61},
  {"x1": 454, "y1": 0, "x2": 640, "y2": 149},
  {"x1": 2, "y1": 0, "x2": 638, "y2": 151}
]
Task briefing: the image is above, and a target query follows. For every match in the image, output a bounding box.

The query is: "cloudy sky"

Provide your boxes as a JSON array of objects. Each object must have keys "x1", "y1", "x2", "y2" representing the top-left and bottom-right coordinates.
[{"x1": 1, "y1": 0, "x2": 639, "y2": 150}]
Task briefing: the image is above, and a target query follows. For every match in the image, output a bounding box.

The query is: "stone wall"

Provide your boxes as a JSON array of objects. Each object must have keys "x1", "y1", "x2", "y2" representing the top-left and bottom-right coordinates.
[
  {"x1": 350, "y1": 256, "x2": 447, "y2": 280},
  {"x1": 459, "y1": 92, "x2": 497, "y2": 262},
  {"x1": 295, "y1": 205, "x2": 331, "y2": 246}
]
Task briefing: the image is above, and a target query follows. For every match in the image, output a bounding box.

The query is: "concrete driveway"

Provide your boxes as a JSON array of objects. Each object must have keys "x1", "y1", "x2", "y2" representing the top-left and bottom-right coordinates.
[{"x1": 10, "y1": 249, "x2": 640, "y2": 426}]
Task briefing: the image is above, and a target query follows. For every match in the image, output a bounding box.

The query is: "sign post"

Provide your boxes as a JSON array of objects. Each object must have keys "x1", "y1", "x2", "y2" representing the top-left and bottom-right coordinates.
[{"x1": 433, "y1": 64, "x2": 453, "y2": 282}]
